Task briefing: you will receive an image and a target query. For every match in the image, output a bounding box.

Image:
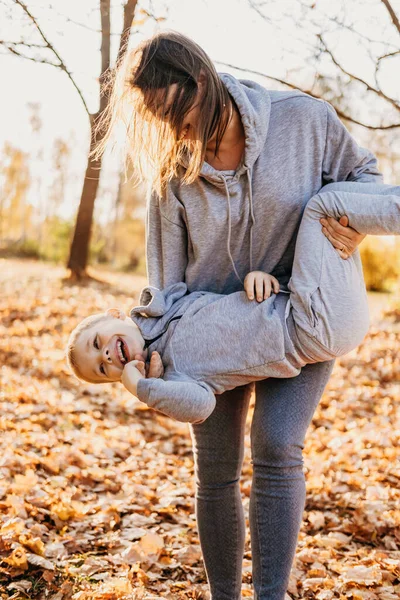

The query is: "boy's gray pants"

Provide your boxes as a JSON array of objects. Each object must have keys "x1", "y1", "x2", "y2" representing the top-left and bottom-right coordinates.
[{"x1": 288, "y1": 180, "x2": 400, "y2": 363}]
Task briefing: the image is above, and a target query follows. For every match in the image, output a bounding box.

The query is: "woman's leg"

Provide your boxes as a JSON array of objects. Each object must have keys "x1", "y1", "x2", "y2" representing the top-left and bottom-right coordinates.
[
  {"x1": 250, "y1": 359, "x2": 335, "y2": 600},
  {"x1": 189, "y1": 385, "x2": 251, "y2": 600}
]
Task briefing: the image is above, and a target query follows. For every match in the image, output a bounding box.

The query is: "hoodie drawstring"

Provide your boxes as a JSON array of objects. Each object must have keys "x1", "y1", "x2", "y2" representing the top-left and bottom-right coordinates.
[
  {"x1": 221, "y1": 168, "x2": 256, "y2": 285},
  {"x1": 247, "y1": 167, "x2": 256, "y2": 272},
  {"x1": 222, "y1": 176, "x2": 243, "y2": 284}
]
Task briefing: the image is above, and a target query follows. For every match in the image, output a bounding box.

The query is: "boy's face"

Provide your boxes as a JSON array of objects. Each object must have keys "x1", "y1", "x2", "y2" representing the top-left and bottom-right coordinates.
[{"x1": 74, "y1": 311, "x2": 147, "y2": 383}]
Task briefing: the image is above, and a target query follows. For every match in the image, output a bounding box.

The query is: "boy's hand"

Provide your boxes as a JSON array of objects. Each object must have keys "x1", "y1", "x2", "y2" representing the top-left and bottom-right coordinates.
[
  {"x1": 121, "y1": 360, "x2": 145, "y2": 396},
  {"x1": 244, "y1": 271, "x2": 280, "y2": 302},
  {"x1": 133, "y1": 351, "x2": 164, "y2": 378},
  {"x1": 147, "y1": 351, "x2": 164, "y2": 378}
]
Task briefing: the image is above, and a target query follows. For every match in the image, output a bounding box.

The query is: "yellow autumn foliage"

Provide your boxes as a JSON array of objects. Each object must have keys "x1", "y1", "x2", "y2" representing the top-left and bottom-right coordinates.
[{"x1": 360, "y1": 237, "x2": 400, "y2": 292}]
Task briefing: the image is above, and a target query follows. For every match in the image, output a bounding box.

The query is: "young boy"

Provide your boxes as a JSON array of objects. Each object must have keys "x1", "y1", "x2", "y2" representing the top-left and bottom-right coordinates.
[{"x1": 66, "y1": 181, "x2": 400, "y2": 424}]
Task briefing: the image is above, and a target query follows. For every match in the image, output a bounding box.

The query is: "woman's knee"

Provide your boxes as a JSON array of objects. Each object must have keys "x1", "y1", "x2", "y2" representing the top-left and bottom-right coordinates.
[
  {"x1": 193, "y1": 443, "x2": 245, "y2": 489},
  {"x1": 251, "y1": 435, "x2": 304, "y2": 471},
  {"x1": 191, "y1": 419, "x2": 246, "y2": 489},
  {"x1": 190, "y1": 385, "x2": 250, "y2": 489}
]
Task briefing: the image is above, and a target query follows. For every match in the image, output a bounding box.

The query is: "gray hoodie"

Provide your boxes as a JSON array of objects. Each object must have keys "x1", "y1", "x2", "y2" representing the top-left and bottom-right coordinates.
[
  {"x1": 132, "y1": 284, "x2": 304, "y2": 423},
  {"x1": 142, "y1": 73, "x2": 382, "y2": 422},
  {"x1": 146, "y1": 73, "x2": 382, "y2": 296}
]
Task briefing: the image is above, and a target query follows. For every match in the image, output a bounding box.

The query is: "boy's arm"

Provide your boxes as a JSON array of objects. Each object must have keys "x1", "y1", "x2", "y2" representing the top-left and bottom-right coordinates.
[
  {"x1": 137, "y1": 376, "x2": 216, "y2": 424},
  {"x1": 122, "y1": 361, "x2": 216, "y2": 424}
]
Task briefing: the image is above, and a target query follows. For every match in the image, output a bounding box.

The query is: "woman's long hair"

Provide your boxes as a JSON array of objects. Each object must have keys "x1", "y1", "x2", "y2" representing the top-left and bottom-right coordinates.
[{"x1": 92, "y1": 31, "x2": 231, "y2": 195}]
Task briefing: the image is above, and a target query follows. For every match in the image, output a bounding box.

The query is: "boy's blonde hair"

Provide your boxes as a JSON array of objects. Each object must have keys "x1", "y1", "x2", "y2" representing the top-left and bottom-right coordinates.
[{"x1": 66, "y1": 313, "x2": 110, "y2": 384}]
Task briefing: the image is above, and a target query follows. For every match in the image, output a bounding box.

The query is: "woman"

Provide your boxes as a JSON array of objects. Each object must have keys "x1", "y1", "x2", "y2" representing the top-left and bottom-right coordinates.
[{"x1": 96, "y1": 31, "x2": 383, "y2": 600}]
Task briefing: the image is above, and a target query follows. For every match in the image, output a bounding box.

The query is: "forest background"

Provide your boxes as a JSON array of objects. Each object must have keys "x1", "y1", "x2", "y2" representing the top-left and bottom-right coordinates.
[
  {"x1": 1, "y1": 2, "x2": 400, "y2": 599},
  {"x1": 0, "y1": 0, "x2": 400, "y2": 290}
]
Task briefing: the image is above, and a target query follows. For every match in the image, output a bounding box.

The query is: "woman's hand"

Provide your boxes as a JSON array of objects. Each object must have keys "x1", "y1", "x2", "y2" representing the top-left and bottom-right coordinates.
[
  {"x1": 320, "y1": 215, "x2": 366, "y2": 260},
  {"x1": 244, "y1": 271, "x2": 280, "y2": 302}
]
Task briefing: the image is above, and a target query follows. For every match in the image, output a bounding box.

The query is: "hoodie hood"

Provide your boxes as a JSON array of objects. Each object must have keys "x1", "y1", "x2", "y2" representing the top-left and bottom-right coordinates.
[
  {"x1": 130, "y1": 283, "x2": 197, "y2": 343},
  {"x1": 180, "y1": 72, "x2": 271, "y2": 183}
]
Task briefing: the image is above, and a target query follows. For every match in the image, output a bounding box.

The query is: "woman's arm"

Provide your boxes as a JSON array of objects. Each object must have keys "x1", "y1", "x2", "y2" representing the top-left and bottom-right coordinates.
[
  {"x1": 322, "y1": 102, "x2": 383, "y2": 185},
  {"x1": 320, "y1": 102, "x2": 384, "y2": 258},
  {"x1": 146, "y1": 187, "x2": 189, "y2": 288}
]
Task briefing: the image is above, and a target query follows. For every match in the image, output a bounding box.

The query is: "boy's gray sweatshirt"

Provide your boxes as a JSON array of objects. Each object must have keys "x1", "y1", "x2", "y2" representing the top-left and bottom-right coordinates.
[
  {"x1": 132, "y1": 284, "x2": 304, "y2": 424},
  {"x1": 147, "y1": 73, "x2": 382, "y2": 296}
]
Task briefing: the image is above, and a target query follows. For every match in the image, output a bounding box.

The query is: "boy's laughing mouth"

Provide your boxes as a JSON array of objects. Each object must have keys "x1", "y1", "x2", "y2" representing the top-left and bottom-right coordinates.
[{"x1": 116, "y1": 337, "x2": 130, "y2": 365}]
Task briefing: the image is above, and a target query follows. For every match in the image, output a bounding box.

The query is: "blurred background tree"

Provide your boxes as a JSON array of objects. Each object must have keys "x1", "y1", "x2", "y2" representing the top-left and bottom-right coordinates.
[
  {"x1": 0, "y1": 143, "x2": 32, "y2": 245},
  {"x1": 0, "y1": 0, "x2": 144, "y2": 278}
]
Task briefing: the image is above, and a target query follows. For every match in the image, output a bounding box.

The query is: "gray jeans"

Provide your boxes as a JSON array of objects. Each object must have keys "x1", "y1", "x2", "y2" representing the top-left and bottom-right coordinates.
[
  {"x1": 189, "y1": 180, "x2": 400, "y2": 599},
  {"x1": 189, "y1": 361, "x2": 334, "y2": 600}
]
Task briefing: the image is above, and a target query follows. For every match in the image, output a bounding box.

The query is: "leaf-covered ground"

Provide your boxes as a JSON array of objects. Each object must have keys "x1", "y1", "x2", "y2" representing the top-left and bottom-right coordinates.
[{"x1": 0, "y1": 259, "x2": 399, "y2": 600}]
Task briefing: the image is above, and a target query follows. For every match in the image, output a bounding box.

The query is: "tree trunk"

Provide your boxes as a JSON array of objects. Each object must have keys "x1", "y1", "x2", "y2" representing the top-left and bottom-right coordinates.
[
  {"x1": 67, "y1": 117, "x2": 102, "y2": 278},
  {"x1": 67, "y1": 0, "x2": 110, "y2": 279},
  {"x1": 111, "y1": 169, "x2": 124, "y2": 265},
  {"x1": 66, "y1": 0, "x2": 137, "y2": 279}
]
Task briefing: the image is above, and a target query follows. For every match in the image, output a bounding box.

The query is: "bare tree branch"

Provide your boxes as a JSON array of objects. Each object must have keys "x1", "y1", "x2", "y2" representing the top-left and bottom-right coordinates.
[
  {"x1": 248, "y1": 0, "x2": 273, "y2": 23},
  {"x1": 0, "y1": 39, "x2": 47, "y2": 49},
  {"x1": 12, "y1": 0, "x2": 90, "y2": 116},
  {"x1": 2, "y1": 43, "x2": 59, "y2": 67},
  {"x1": 48, "y1": 1, "x2": 156, "y2": 36},
  {"x1": 253, "y1": 0, "x2": 400, "y2": 71},
  {"x1": 318, "y1": 35, "x2": 399, "y2": 111},
  {"x1": 380, "y1": 0, "x2": 400, "y2": 35},
  {"x1": 48, "y1": 4, "x2": 121, "y2": 35},
  {"x1": 378, "y1": 49, "x2": 400, "y2": 60},
  {"x1": 248, "y1": 0, "x2": 320, "y2": 57},
  {"x1": 215, "y1": 60, "x2": 400, "y2": 130},
  {"x1": 302, "y1": 1, "x2": 399, "y2": 47}
]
